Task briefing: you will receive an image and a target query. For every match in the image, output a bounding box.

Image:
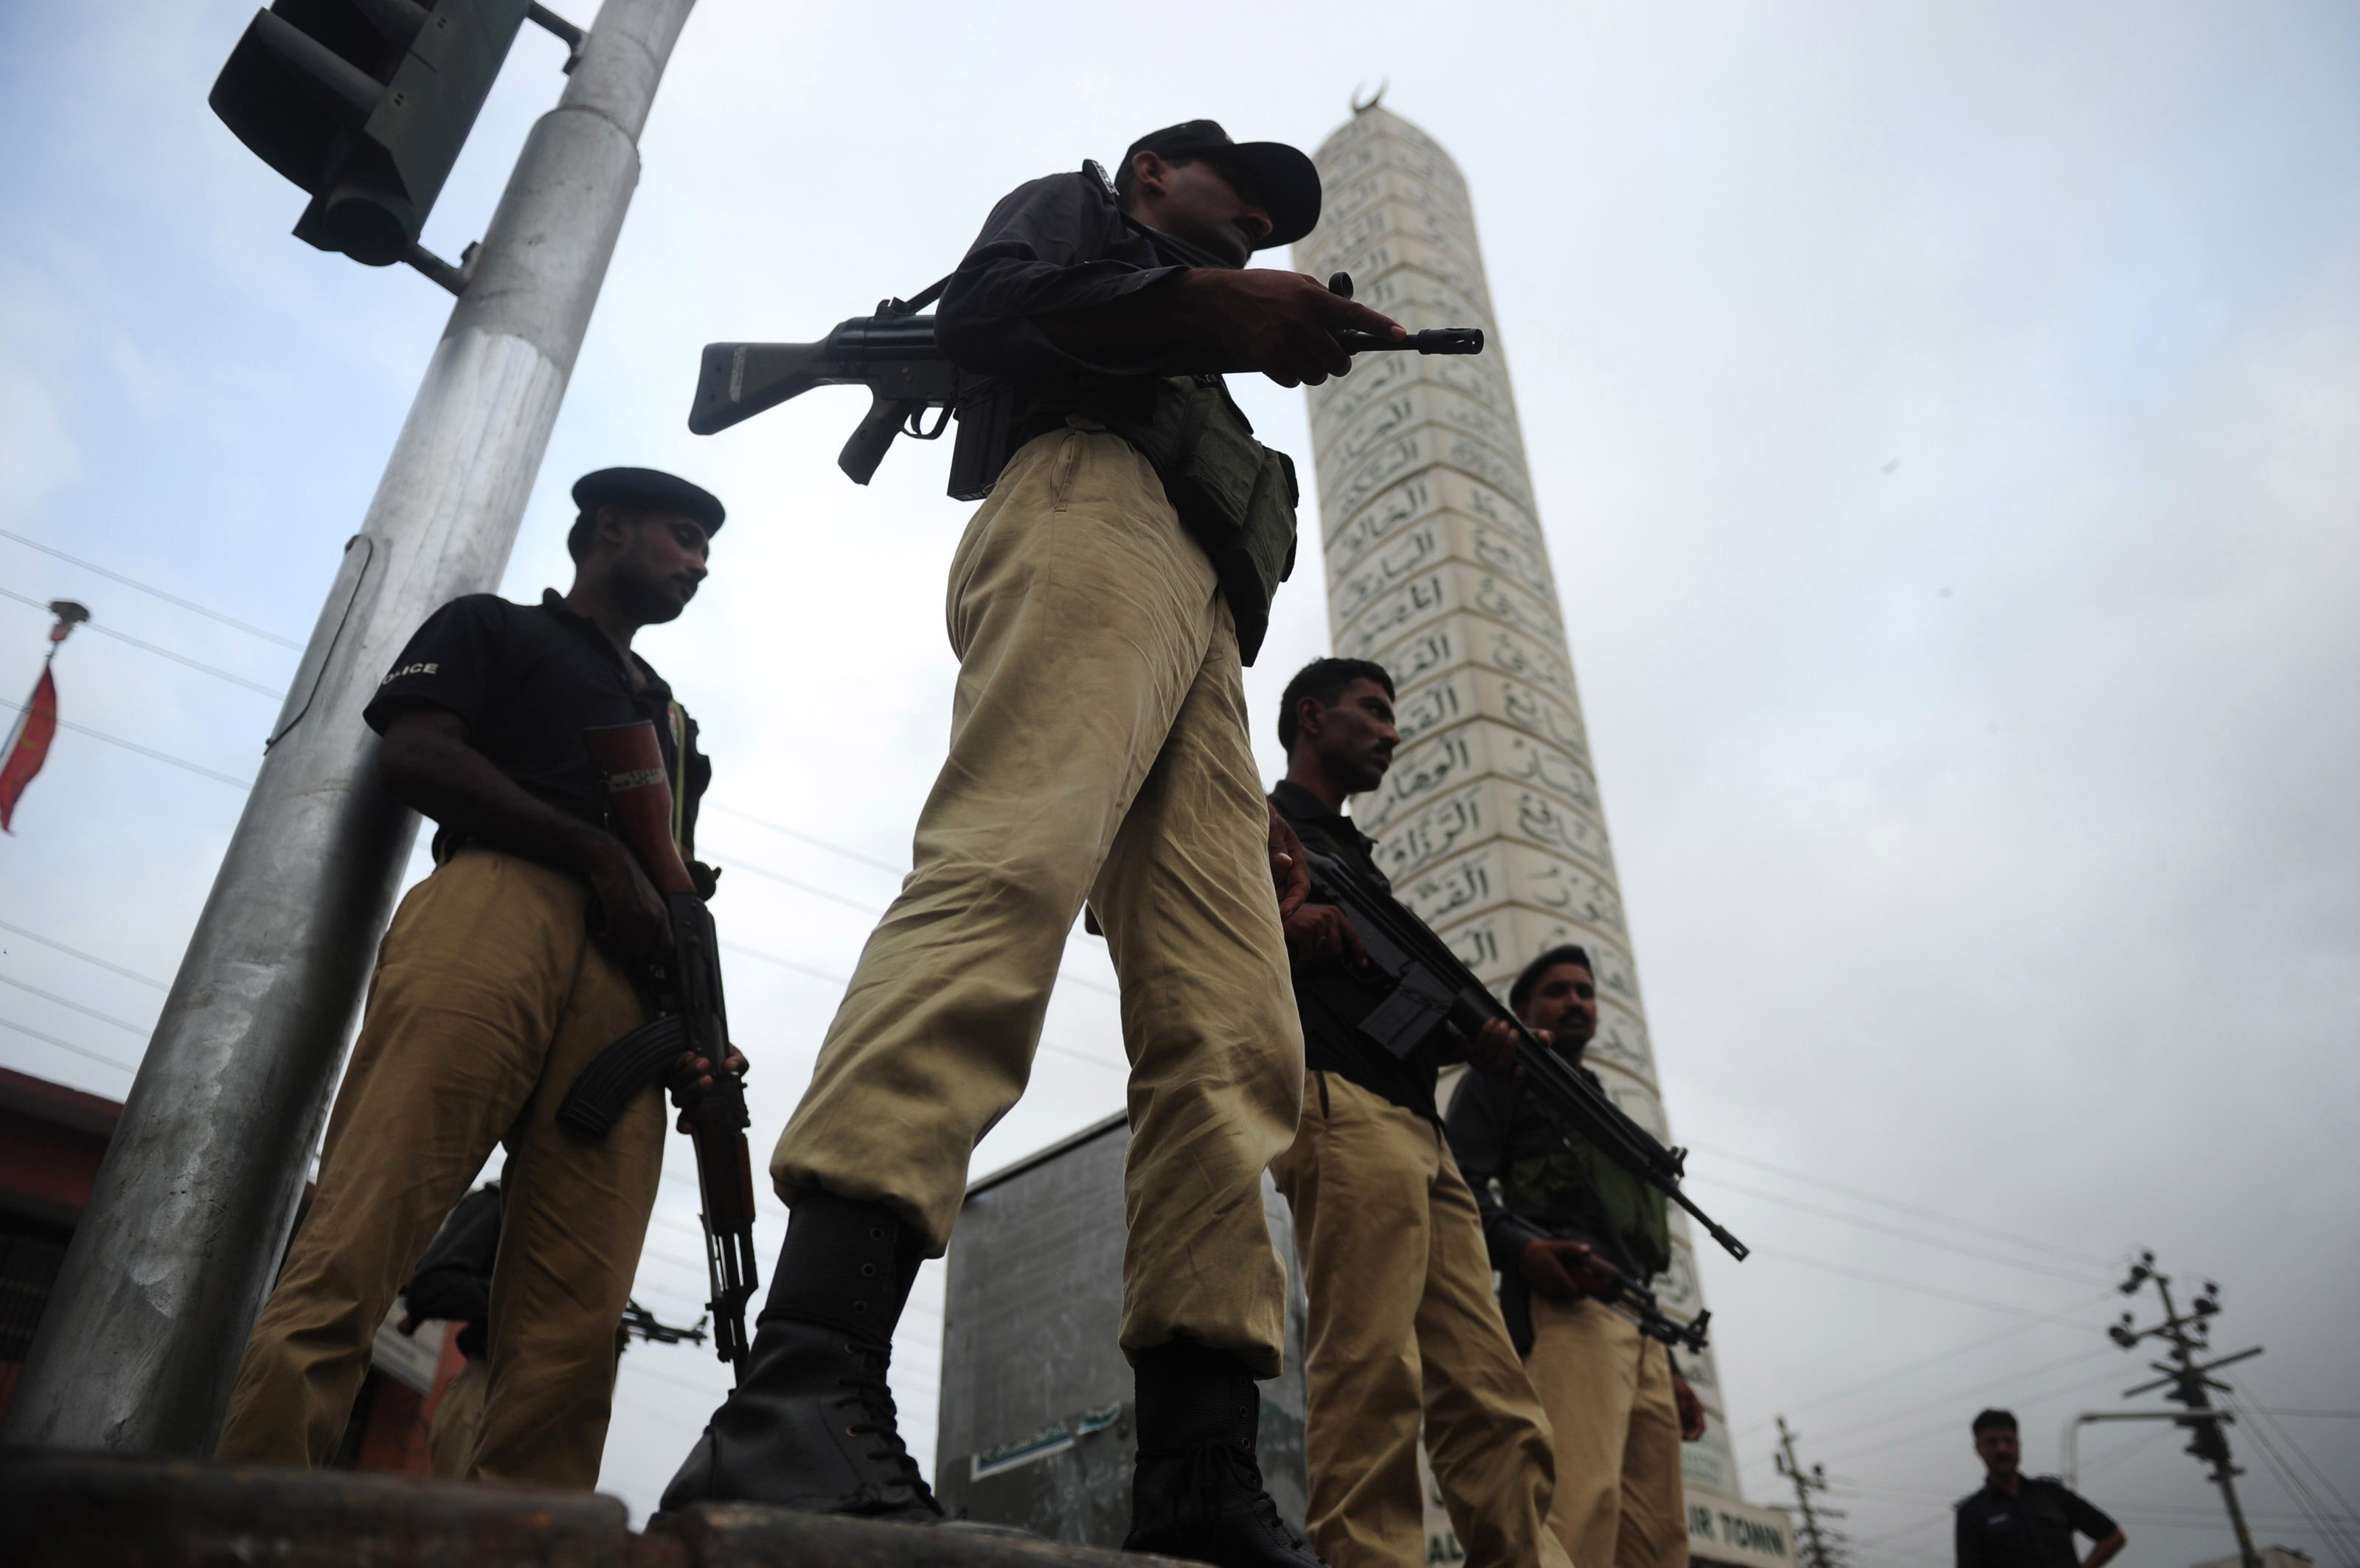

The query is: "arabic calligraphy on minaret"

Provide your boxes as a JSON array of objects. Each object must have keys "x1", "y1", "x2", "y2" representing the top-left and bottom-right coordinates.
[{"x1": 1295, "y1": 100, "x2": 1749, "y2": 1505}]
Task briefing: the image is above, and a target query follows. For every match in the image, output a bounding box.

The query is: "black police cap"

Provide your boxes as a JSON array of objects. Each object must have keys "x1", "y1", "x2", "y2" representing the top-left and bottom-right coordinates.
[
  {"x1": 1121, "y1": 120, "x2": 1322, "y2": 250},
  {"x1": 572, "y1": 467, "x2": 725, "y2": 535}
]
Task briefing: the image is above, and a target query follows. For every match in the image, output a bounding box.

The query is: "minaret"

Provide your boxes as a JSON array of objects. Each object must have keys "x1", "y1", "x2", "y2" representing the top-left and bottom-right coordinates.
[{"x1": 1294, "y1": 101, "x2": 1754, "y2": 1519}]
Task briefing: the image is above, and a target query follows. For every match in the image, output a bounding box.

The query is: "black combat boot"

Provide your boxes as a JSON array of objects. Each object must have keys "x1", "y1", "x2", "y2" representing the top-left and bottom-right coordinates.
[
  {"x1": 1123, "y1": 1338, "x2": 1325, "y2": 1568},
  {"x1": 659, "y1": 1191, "x2": 940, "y2": 1521}
]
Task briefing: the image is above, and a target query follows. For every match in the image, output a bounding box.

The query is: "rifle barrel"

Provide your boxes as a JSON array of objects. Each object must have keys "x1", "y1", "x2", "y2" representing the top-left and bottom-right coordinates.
[{"x1": 1336, "y1": 327, "x2": 1485, "y2": 355}]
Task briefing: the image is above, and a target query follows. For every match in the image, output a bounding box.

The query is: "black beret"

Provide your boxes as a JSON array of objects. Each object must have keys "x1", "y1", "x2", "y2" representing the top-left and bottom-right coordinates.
[{"x1": 572, "y1": 467, "x2": 725, "y2": 534}]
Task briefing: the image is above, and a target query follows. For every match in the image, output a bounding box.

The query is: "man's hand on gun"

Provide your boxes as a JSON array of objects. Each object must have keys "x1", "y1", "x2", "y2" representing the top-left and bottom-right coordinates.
[
  {"x1": 1467, "y1": 1016, "x2": 1541, "y2": 1082},
  {"x1": 1519, "y1": 1237, "x2": 1621, "y2": 1304},
  {"x1": 666, "y1": 1042, "x2": 749, "y2": 1116},
  {"x1": 1283, "y1": 903, "x2": 1367, "y2": 970},
  {"x1": 1168, "y1": 268, "x2": 1406, "y2": 388},
  {"x1": 1672, "y1": 1374, "x2": 1708, "y2": 1441},
  {"x1": 586, "y1": 835, "x2": 673, "y2": 966},
  {"x1": 1266, "y1": 801, "x2": 1312, "y2": 919}
]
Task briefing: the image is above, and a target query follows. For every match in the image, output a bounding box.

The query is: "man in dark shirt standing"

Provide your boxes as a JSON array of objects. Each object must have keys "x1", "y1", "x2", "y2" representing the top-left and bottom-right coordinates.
[
  {"x1": 1447, "y1": 948, "x2": 1707, "y2": 1568},
  {"x1": 662, "y1": 125, "x2": 1401, "y2": 1567},
  {"x1": 1266, "y1": 658, "x2": 1570, "y2": 1568},
  {"x1": 216, "y1": 468, "x2": 730, "y2": 1489},
  {"x1": 1956, "y1": 1409, "x2": 2125, "y2": 1568}
]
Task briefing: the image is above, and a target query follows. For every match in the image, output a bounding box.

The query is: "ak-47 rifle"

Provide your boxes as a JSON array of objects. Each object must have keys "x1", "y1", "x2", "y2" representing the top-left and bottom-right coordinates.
[
  {"x1": 1597, "y1": 1266, "x2": 1711, "y2": 1356},
  {"x1": 1298, "y1": 846, "x2": 1749, "y2": 1263},
  {"x1": 684, "y1": 270, "x2": 1484, "y2": 500},
  {"x1": 555, "y1": 721, "x2": 760, "y2": 1378}
]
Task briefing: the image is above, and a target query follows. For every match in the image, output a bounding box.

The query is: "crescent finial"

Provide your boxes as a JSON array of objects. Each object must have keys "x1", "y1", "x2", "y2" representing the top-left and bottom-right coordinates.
[{"x1": 1351, "y1": 78, "x2": 1389, "y2": 116}]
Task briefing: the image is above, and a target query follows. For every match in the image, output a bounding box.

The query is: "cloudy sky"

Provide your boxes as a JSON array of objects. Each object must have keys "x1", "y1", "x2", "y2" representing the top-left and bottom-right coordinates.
[{"x1": 4, "y1": 0, "x2": 2356, "y2": 1555}]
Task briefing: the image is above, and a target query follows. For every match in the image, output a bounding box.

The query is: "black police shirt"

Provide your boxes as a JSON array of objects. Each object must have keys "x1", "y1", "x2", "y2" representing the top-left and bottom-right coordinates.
[
  {"x1": 362, "y1": 591, "x2": 709, "y2": 862},
  {"x1": 936, "y1": 163, "x2": 1234, "y2": 381},
  {"x1": 1955, "y1": 1476, "x2": 2118, "y2": 1568},
  {"x1": 1268, "y1": 780, "x2": 1443, "y2": 1120}
]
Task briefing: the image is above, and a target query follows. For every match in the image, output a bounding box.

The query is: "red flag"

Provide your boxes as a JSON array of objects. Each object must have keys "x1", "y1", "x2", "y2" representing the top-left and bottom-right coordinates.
[{"x1": 1, "y1": 665, "x2": 60, "y2": 833}]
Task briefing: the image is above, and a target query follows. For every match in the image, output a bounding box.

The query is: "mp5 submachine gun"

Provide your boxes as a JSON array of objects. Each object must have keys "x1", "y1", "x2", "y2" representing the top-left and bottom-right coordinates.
[
  {"x1": 684, "y1": 271, "x2": 1484, "y2": 499},
  {"x1": 1299, "y1": 846, "x2": 1749, "y2": 1263},
  {"x1": 556, "y1": 721, "x2": 760, "y2": 1378}
]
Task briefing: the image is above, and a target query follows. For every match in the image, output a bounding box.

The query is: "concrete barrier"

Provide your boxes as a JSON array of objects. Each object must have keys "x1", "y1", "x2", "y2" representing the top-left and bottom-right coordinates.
[{"x1": 0, "y1": 1451, "x2": 1188, "y2": 1568}]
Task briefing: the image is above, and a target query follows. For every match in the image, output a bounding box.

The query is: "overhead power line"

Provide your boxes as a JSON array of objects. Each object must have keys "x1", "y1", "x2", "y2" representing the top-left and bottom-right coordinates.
[
  {"x1": 0, "y1": 527, "x2": 302, "y2": 649},
  {"x1": 1808, "y1": 1357, "x2": 2142, "y2": 1469},
  {"x1": 716, "y1": 939, "x2": 853, "y2": 989},
  {"x1": 0, "y1": 971, "x2": 155, "y2": 1035},
  {"x1": 1730, "y1": 1286, "x2": 2122, "y2": 1441},
  {"x1": 1749, "y1": 1247, "x2": 2118, "y2": 1328},
  {"x1": 1, "y1": 585, "x2": 285, "y2": 698},
  {"x1": 0, "y1": 1013, "x2": 136, "y2": 1075},
  {"x1": 1692, "y1": 1173, "x2": 2116, "y2": 1287},
  {"x1": 2227, "y1": 1394, "x2": 2360, "y2": 1559},
  {"x1": 0, "y1": 697, "x2": 252, "y2": 789},
  {"x1": 1800, "y1": 1343, "x2": 2120, "y2": 1455},
  {"x1": 706, "y1": 800, "x2": 906, "y2": 877},
  {"x1": 0, "y1": 919, "x2": 172, "y2": 991},
  {"x1": 715, "y1": 855, "x2": 881, "y2": 915},
  {"x1": 1687, "y1": 1142, "x2": 2114, "y2": 1269}
]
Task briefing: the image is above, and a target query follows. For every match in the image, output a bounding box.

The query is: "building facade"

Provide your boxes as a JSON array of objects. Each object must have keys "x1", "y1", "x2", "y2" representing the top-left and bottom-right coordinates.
[{"x1": 1294, "y1": 100, "x2": 1776, "y2": 1556}]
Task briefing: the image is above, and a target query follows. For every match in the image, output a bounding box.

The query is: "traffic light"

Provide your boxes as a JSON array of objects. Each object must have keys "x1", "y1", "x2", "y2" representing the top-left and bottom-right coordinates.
[{"x1": 210, "y1": 0, "x2": 532, "y2": 266}]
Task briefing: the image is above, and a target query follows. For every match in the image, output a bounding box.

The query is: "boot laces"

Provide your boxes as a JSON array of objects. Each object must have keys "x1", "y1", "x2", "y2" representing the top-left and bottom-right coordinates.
[
  {"x1": 1179, "y1": 1437, "x2": 1296, "y2": 1541},
  {"x1": 835, "y1": 1339, "x2": 940, "y2": 1510}
]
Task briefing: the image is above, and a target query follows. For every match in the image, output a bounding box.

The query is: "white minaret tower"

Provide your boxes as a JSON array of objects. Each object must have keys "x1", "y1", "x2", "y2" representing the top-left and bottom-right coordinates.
[{"x1": 1294, "y1": 101, "x2": 1783, "y2": 1560}]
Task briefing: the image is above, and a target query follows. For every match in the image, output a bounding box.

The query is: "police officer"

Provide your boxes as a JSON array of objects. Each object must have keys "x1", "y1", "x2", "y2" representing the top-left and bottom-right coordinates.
[
  {"x1": 1956, "y1": 1409, "x2": 2126, "y2": 1568},
  {"x1": 1264, "y1": 657, "x2": 1572, "y2": 1568},
  {"x1": 398, "y1": 1182, "x2": 502, "y2": 1478},
  {"x1": 1446, "y1": 946, "x2": 1708, "y2": 1568},
  {"x1": 217, "y1": 468, "x2": 731, "y2": 1488},
  {"x1": 661, "y1": 125, "x2": 1401, "y2": 1568}
]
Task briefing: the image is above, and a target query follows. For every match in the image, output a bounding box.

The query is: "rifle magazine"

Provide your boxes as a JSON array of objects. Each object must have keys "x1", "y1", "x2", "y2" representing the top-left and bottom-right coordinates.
[{"x1": 555, "y1": 1013, "x2": 689, "y2": 1138}]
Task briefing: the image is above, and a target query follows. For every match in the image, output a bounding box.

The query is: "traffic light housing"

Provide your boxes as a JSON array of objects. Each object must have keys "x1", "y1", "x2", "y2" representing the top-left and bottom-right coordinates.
[{"x1": 210, "y1": 0, "x2": 531, "y2": 266}]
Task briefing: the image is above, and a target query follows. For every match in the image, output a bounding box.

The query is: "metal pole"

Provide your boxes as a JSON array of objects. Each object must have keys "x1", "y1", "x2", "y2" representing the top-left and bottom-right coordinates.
[
  {"x1": 1774, "y1": 1418, "x2": 1840, "y2": 1568},
  {"x1": 2146, "y1": 1275, "x2": 2261, "y2": 1568},
  {"x1": 4, "y1": 0, "x2": 698, "y2": 1455}
]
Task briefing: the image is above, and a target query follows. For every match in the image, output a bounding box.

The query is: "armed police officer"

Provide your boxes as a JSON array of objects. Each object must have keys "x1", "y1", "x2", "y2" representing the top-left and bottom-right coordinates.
[
  {"x1": 1446, "y1": 946, "x2": 1709, "y2": 1568},
  {"x1": 217, "y1": 468, "x2": 733, "y2": 1488},
  {"x1": 1957, "y1": 1409, "x2": 2125, "y2": 1568},
  {"x1": 1265, "y1": 658, "x2": 1572, "y2": 1568},
  {"x1": 662, "y1": 123, "x2": 1401, "y2": 1568}
]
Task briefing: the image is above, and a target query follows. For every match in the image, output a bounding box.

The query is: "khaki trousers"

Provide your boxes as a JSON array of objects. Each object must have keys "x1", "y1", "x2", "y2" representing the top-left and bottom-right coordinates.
[
  {"x1": 1271, "y1": 1072, "x2": 1572, "y2": 1568},
  {"x1": 216, "y1": 849, "x2": 664, "y2": 1488},
  {"x1": 1529, "y1": 1295, "x2": 1690, "y2": 1568},
  {"x1": 428, "y1": 1357, "x2": 488, "y2": 1479},
  {"x1": 773, "y1": 428, "x2": 1303, "y2": 1375}
]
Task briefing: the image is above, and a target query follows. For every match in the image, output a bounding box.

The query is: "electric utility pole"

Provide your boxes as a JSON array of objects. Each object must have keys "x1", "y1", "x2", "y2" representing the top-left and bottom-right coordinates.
[
  {"x1": 2110, "y1": 1250, "x2": 2264, "y2": 1568},
  {"x1": 5, "y1": 0, "x2": 699, "y2": 1457},
  {"x1": 1774, "y1": 1417, "x2": 1850, "y2": 1568}
]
